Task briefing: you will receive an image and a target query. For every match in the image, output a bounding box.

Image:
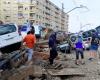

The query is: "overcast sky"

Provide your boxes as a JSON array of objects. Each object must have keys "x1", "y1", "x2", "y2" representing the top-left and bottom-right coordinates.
[{"x1": 49, "y1": 0, "x2": 100, "y2": 33}]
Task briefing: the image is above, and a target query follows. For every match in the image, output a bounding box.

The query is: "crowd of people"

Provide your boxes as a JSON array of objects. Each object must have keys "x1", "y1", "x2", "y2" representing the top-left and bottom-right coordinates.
[
  {"x1": 75, "y1": 31, "x2": 100, "y2": 65},
  {"x1": 22, "y1": 26, "x2": 100, "y2": 66}
]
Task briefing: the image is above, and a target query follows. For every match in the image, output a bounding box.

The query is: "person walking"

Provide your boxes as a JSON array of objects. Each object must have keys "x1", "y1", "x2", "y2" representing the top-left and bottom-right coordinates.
[
  {"x1": 98, "y1": 40, "x2": 100, "y2": 59},
  {"x1": 75, "y1": 35, "x2": 84, "y2": 65},
  {"x1": 48, "y1": 32, "x2": 58, "y2": 65},
  {"x1": 23, "y1": 30, "x2": 36, "y2": 65},
  {"x1": 89, "y1": 32, "x2": 99, "y2": 61}
]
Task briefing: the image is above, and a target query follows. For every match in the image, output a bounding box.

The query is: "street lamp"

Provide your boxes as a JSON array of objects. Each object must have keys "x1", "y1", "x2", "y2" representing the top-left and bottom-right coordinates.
[
  {"x1": 66, "y1": 5, "x2": 88, "y2": 14},
  {"x1": 66, "y1": 5, "x2": 89, "y2": 32}
]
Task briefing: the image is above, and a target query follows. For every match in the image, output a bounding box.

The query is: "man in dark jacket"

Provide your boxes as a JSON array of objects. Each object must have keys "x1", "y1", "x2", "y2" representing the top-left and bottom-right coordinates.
[{"x1": 48, "y1": 32, "x2": 58, "y2": 65}]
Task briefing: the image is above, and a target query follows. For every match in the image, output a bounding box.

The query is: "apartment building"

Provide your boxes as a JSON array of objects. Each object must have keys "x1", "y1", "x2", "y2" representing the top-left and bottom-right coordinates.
[
  {"x1": 17, "y1": 0, "x2": 30, "y2": 25},
  {"x1": 0, "y1": 0, "x2": 69, "y2": 32},
  {"x1": 0, "y1": 0, "x2": 18, "y2": 24},
  {"x1": 28, "y1": 0, "x2": 69, "y2": 32}
]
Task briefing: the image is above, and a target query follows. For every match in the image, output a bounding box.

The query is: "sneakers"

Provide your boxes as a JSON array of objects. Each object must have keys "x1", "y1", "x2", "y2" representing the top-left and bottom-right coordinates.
[
  {"x1": 81, "y1": 59, "x2": 85, "y2": 65},
  {"x1": 75, "y1": 60, "x2": 85, "y2": 65},
  {"x1": 75, "y1": 62, "x2": 79, "y2": 65},
  {"x1": 75, "y1": 60, "x2": 79, "y2": 65}
]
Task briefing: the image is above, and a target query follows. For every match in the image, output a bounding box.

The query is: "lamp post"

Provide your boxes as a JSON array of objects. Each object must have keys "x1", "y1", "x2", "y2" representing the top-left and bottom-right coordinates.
[
  {"x1": 66, "y1": 5, "x2": 89, "y2": 33},
  {"x1": 66, "y1": 5, "x2": 88, "y2": 14}
]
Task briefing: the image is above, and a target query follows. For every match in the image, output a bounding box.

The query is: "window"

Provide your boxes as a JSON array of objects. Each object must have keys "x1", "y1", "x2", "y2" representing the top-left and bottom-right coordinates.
[
  {"x1": 37, "y1": 1, "x2": 39, "y2": 5},
  {"x1": 18, "y1": 6, "x2": 23, "y2": 9},
  {"x1": 8, "y1": 2, "x2": 10, "y2": 4},
  {"x1": 45, "y1": 6, "x2": 50, "y2": 10},
  {"x1": 0, "y1": 24, "x2": 16, "y2": 35},
  {"x1": 30, "y1": 6, "x2": 32, "y2": 10},
  {"x1": 25, "y1": 7, "x2": 27, "y2": 10},
  {"x1": 30, "y1": 13, "x2": 35, "y2": 17},
  {"x1": 3, "y1": 9, "x2": 6, "y2": 11},
  {"x1": 18, "y1": 13, "x2": 23, "y2": 16},
  {"x1": 36, "y1": 15, "x2": 38, "y2": 18},
  {"x1": 5, "y1": 16, "x2": 10, "y2": 19}
]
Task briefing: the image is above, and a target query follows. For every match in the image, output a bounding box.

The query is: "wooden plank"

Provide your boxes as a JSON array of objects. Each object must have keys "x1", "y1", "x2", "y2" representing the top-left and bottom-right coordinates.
[{"x1": 48, "y1": 68, "x2": 85, "y2": 76}]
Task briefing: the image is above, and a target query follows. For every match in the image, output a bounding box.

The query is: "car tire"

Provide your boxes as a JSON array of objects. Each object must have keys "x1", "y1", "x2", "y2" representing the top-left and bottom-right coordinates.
[{"x1": 68, "y1": 49, "x2": 71, "y2": 53}]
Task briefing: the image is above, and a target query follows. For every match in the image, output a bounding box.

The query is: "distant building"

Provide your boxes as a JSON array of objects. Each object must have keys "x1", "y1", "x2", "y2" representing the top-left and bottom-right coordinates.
[{"x1": 0, "y1": 0, "x2": 69, "y2": 33}]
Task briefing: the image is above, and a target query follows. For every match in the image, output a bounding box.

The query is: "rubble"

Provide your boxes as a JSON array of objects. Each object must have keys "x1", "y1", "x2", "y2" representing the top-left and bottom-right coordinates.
[
  {"x1": 1, "y1": 43, "x2": 100, "y2": 80},
  {"x1": 33, "y1": 65, "x2": 43, "y2": 77},
  {"x1": 8, "y1": 65, "x2": 34, "y2": 80},
  {"x1": 33, "y1": 51, "x2": 60, "y2": 60},
  {"x1": 48, "y1": 68, "x2": 85, "y2": 76}
]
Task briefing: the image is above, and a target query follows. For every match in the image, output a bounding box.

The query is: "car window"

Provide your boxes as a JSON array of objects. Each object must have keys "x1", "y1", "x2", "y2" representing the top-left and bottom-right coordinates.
[
  {"x1": 82, "y1": 38, "x2": 87, "y2": 41},
  {"x1": 34, "y1": 25, "x2": 40, "y2": 35},
  {"x1": 0, "y1": 24, "x2": 16, "y2": 35},
  {"x1": 96, "y1": 26, "x2": 100, "y2": 34},
  {"x1": 70, "y1": 35, "x2": 77, "y2": 42},
  {"x1": 21, "y1": 26, "x2": 27, "y2": 31}
]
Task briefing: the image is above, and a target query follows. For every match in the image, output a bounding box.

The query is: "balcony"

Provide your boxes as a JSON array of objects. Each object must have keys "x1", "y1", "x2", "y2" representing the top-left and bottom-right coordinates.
[
  {"x1": 29, "y1": 16, "x2": 36, "y2": 20},
  {"x1": 18, "y1": 9, "x2": 23, "y2": 12},
  {"x1": 30, "y1": 8, "x2": 36, "y2": 13},
  {"x1": 18, "y1": 17, "x2": 23, "y2": 19},
  {"x1": 30, "y1": 1, "x2": 37, "y2": 6},
  {"x1": 30, "y1": 10, "x2": 36, "y2": 13}
]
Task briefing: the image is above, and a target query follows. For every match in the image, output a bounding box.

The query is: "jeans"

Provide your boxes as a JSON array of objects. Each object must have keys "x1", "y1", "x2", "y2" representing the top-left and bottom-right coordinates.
[
  {"x1": 76, "y1": 48, "x2": 84, "y2": 60},
  {"x1": 26, "y1": 48, "x2": 33, "y2": 61}
]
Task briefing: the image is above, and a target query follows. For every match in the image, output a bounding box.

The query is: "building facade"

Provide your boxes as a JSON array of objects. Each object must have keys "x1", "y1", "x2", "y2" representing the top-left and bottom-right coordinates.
[
  {"x1": 0, "y1": 0, "x2": 69, "y2": 32},
  {"x1": 0, "y1": 0, "x2": 18, "y2": 24}
]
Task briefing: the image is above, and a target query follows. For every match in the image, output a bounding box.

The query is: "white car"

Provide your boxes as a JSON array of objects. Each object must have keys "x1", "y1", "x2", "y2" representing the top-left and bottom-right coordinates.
[
  {"x1": 21, "y1": 25, "x2": 42, "y2": 39},
  {"x1": 0, "y1": 23, "x2": 22, "y2": 50},
  {"x1": 83, "y1": 38, "x2": 91, "y2": 50}
]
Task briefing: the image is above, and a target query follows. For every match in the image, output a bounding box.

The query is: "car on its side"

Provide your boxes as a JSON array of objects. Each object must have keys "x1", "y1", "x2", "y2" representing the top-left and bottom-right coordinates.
[{"x1": 0, "y1": 23, "x2": 22, "y2": 52}]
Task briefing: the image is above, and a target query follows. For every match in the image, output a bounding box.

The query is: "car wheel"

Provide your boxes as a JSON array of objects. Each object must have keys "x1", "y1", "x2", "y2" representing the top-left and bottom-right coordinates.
[{"x1": 68, "y1": 49, "x2": 71, "y2": 53}]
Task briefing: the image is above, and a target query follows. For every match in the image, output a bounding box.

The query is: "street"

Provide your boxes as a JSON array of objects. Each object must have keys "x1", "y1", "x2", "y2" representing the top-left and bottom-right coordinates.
[
  {"x1": 0, "y1": 0, "x2": 100, "y2": 80},
  {"x1": 51, "y1": 50, "x2": 100, "y2": 80},
  {"x1": 0, "y1": 45, "x2": 100, "y2": 80}
]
